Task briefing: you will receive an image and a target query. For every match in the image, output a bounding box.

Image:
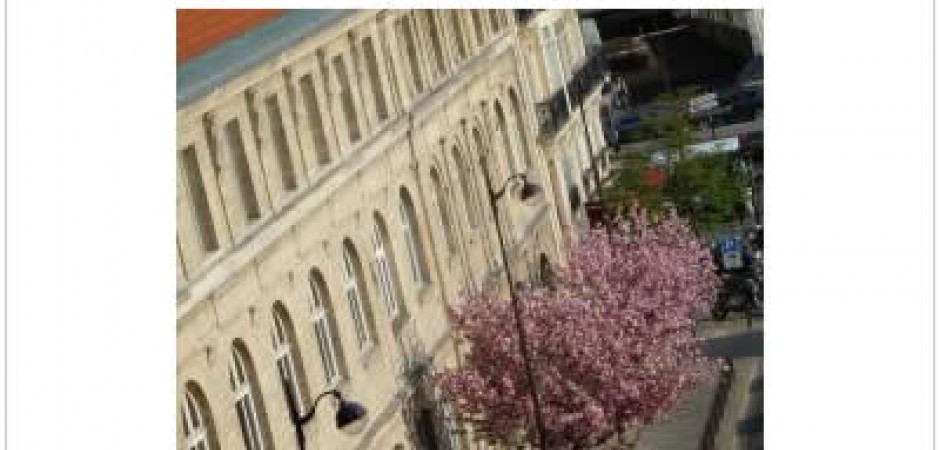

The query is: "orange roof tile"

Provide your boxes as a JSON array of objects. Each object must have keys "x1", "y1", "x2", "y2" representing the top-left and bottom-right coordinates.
[{"x1": 177, "y1": 9, "x2": 283, "y2": 64}]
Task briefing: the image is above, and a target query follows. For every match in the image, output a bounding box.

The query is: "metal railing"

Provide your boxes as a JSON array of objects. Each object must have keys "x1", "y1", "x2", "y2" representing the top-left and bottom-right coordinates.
[
  {"x1": 514, "y1": 9, "x2": 540, "y2": 24},
  {"x1": 534, "y1": 52, "x2": 607, "y2": 138}
]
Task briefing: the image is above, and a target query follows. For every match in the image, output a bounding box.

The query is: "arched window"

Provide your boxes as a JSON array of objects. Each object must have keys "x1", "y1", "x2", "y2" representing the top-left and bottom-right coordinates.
[
  {"x1": 341, "y1": 239, "x2": 375, "y2": 348},
  {"x1": 399, "y1": 187, "x2": 431, "y2": 285},
  {"x1": 181, "y1": 382, "x2": 218, "y2": 450},
  {"x1": 271, "y1": 303, "x2": 309, "y2": 413},
  {"x1": 539, "y1": 253, "x2": 554, "y2": 286},
  {"x1": 229, "y1": 342, "x2": 269, "y2": 450},
  {"x1": 430, "y1": 167, "x2": 457, "y2": 254},
  {"x1": 493, "y1": 100, "x2": 519, "y2": 175},
  {"x1": 473, "y1": 125, "x2": 507, "y2": 229},
  {"x1": 563, "y1": 154, "x2": 583, "y2": 215},
  {"x1": 451, "y1": 145, "x2": 480, "y2": 229},
  {"x1": 508, "y1": 88, "x2": 533, "y2": 170},
  {"x1": 308, "y1": 269, "x2": 343, "y2": 384},
  {"x1": 372, "y1": 213, "x2": 403, "y2": 318}
]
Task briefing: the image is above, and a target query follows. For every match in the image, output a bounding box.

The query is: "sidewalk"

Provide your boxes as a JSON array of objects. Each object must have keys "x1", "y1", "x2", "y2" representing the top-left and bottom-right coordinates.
[
  {"x1": 636, "y1": 318, "x2": 763, "y2": 450},
  {"x1": 635, "y1": 372, "x2": 721, "y2": 450}
]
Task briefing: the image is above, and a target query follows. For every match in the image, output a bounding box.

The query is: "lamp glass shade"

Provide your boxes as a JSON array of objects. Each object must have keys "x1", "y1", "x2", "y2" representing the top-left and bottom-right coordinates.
[
  {"x1": 335, "y1": 400, "x2": 368, "y2": 434},
  {"x1": 518, "y1": 180, "x2": 543, "y2": 203}
]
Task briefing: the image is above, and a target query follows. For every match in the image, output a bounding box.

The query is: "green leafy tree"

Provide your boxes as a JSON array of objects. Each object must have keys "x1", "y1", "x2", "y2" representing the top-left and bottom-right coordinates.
[{"x1": 606, "y1": 87, "x2": 748, "y2": 234}]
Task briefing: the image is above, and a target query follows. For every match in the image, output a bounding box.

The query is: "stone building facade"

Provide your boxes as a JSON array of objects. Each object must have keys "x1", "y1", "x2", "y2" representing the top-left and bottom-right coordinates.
[{"x1": 177, "y1": 9, "x2": 607, "y2": 450}]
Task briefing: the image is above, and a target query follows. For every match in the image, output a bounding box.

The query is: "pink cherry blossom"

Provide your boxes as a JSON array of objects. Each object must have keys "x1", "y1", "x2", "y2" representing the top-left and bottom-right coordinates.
[{"x1": 435, "y1": 206, "x2": 720, "y2": 449}]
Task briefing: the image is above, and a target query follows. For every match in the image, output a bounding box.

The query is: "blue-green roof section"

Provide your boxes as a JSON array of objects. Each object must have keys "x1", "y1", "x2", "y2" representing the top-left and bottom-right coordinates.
[{"x1": 177, "y1": 9, "x2": 354, "y2": 109}]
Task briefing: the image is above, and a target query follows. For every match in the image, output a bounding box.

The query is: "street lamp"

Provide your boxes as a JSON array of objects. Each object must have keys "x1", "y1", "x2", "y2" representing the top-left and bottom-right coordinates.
[
  {"x1": 281, "y1": 378, "x2": 368, "y2": 450},
  {"x1": 478, "y1": 152, "x2": 549, "y2": 448}
]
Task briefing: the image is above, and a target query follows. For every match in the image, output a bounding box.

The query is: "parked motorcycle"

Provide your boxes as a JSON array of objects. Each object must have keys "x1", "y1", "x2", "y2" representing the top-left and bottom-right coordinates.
[{"x1": 711, "y1": 272, "x2": 757, "y2": 322}]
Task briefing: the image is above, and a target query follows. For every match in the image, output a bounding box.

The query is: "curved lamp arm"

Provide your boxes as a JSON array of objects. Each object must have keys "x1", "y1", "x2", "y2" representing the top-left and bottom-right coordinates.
[
  {"x1": 292, "y1": 385, "x2": 341, "y2": 426},
  {"x1": 492, "y1": 172, "x2": 529, "y2": 200}
]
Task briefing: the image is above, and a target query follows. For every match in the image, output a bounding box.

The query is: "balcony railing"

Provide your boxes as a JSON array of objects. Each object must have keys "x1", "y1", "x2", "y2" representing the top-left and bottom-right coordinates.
[
  {"x1": 514, "y1": 9, "x2": 540, "y2": 24},
  {"x1": 535, "y1": 52, "x2": 607, "y2": 139}
]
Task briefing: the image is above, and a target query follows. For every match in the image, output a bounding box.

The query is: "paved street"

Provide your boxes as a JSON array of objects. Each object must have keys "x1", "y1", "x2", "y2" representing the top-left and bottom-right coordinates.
[
  {"x1": 637, "y1": 317, "x2": 764, "y2": 450},
  {"x1": 614, "y1": 118, "x2": 763, "y2": 155},
  {"x1": 700, "y1": 318, "x2": 764, "y2": 450},
  {"x1": 738, "y1": 363, "x2": 763, "y2": 450}
]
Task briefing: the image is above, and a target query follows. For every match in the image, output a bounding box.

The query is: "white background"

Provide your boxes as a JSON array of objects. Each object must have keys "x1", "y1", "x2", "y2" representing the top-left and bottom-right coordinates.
[{"x1": 3, "y1": 0, "x2": 934, "y2": 448}]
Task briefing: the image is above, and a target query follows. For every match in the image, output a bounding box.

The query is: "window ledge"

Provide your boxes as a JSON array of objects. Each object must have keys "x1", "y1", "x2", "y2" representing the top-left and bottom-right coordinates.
[
  {"x1": 415, "y1": 283, "x2": 433, "y2": 305},
  {"x1": 391, "y1": 309, "x2": 411, "y2": 332},
  {"x1": 358, "y1": 342, "x2": 380, "y2": 369}
]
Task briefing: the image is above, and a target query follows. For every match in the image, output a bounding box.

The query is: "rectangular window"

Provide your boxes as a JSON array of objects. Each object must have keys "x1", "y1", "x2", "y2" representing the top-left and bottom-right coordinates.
[
  {"x1": 489, "y1": 9, "x2": 501, "y2": 33},
  {"x1": 264, "y1": 95, "x2": 298, "y2": 191},
  {"x1": 224, "y1": 120, "x2": 261, "y2": 220},
  {"x1": 362, "y1": 37, "x2": 389, "y2": 122},
  {"x1": 180, "y1": 146, "x2": 219, "y2": 252},
  {"x1": 542, "y1": 27, "x2": 564, "y2": 92},
  {"x1": 555, "y1": 20, "x2": 572, "y2": 76},
  {"x1": 449, "y1": 10, "x2": 466, "y2": 61},
  {"x1": 332, "y1": 54, "x2": 361, "y2": 143},
  {"x1": 472, "y1": 10, "x2": 485, "y2": 47},
  {"x1": 397, "y1": 16, "x2": 424, "y2": 95},
  {"x1": 424, "y1": 10, "x2": 446, "y2": 78},
  {"x1": 299, "y1": 75, "x2": 331, "y2": 165}
]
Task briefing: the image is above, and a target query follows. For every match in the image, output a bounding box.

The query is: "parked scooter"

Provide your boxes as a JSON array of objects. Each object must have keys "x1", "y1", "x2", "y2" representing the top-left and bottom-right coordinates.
[{"x1": 711, "y1": 232, "x2": 761, "y2": 324}]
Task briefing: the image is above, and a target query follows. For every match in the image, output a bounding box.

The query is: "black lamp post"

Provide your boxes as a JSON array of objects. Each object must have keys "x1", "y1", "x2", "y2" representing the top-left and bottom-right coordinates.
[
  {"x1": 281, "y1": 378, "x2": 368, "y2": 450},
  {"x1": 478, "y1": 152, "x2": 549, "y2": 448}
]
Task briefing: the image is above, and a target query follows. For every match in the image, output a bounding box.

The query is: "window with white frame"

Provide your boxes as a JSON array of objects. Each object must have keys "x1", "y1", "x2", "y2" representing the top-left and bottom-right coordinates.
[
  {"x1": 488, "y1": 9, "x2": 501, "y2": 33},
  {"x1": 430, "y1": 167, "x2": 457, "y2": 254},
  {"x1": 308, "y1": 269, "x2": 343, "y2": 384},
  {"x1": 371, "y1": 214, "x2": 402, "y2": 318},
  {"x1": 554, "y1": 19, "x2": 573, "y2": 77},
  {"x1": 181, "y1": 383, "x2": 217, "y2": 450},
  {"x1": 399, "y1": 187, "x2": 430, "y2": 285},
  {"x1": 541, "y1": 26, "x2": 565, "y2": 94},
  {"x1": 341, "y1": 240, "x2": 373, "y2": 348},
  {"x1": 508, "y1": 88, "x2": 533, "y2": 170},
  {"x1": 493, "y1": 101, "x2": 519, "y2": 175},
  {"x1": 229, "y1": 343, "x2": 268, "y2": 450},
  {"x1": 474, "y1": 125, "x2": 513, "y2": 244},
  {"x1": 451, "y1": 146, "x2": 480, "y2": 229},
  {"x1": 271, "y1": 304, "x2": 308, "y2": 413}
]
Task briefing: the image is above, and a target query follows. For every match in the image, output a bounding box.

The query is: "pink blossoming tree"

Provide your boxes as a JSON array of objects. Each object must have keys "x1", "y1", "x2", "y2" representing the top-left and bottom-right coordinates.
[{"x1": 435, "y1": 207, "x2": 720, "y2": 449}]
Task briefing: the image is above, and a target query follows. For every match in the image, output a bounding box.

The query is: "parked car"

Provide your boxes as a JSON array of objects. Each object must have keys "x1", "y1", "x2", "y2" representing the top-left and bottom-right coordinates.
[
  {"x1": 739, "y1": 131, "x2": 764, "y2": 163},
  {"x1": 711, "y1": 56, "x2": 764, "y2": 126}
]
